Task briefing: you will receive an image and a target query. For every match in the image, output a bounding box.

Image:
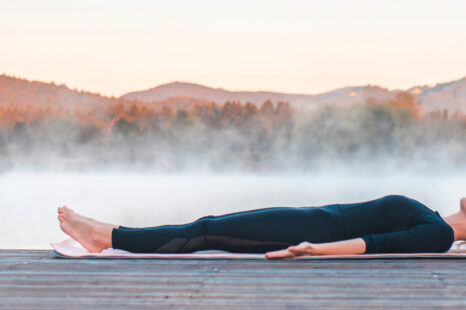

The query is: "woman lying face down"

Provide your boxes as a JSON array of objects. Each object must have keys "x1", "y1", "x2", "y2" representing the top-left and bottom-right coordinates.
[{"x1": 57, "y1": 195, "x2": 466, "y2": 258}]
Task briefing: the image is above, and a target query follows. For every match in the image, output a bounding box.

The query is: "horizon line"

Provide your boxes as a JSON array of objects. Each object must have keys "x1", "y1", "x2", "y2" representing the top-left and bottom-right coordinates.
[{"x1": 2, "y1": 72, "x2": 466, "y2": 99}]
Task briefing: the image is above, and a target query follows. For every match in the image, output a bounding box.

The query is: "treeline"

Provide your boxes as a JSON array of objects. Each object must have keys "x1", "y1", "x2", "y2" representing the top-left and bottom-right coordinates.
[
  {"x1": 1, "y1": 91, "x2": 465, "y2": 174},
  {"x1": 0, "y1": 96, "x2": 293, "y2": 131}
]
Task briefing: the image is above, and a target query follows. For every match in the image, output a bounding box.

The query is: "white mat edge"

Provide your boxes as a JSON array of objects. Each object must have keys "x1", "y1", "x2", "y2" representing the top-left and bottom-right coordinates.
[{"x1": 51, "y1": 239, "x2": 466, "y2": 259}]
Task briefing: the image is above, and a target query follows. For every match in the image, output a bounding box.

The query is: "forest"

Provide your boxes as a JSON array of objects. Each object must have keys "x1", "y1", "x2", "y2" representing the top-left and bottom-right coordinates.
[{"x1": 0, "y1": 87, "x2": 465, "y2": 174}]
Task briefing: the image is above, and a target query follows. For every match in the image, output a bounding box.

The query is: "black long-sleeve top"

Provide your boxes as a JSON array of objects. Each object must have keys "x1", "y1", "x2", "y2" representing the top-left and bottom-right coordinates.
[{"x1": 319, "y1": 195, "x2": 455, "y2": 253}]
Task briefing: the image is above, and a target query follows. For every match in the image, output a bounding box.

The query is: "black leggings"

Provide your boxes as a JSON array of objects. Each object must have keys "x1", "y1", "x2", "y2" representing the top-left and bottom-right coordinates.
[{"x1": 112, "y1": 206, "x2": 333, "y2": 253}]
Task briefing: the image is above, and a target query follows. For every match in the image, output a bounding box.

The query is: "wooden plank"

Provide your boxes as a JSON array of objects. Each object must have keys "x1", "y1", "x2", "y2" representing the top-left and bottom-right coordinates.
[{"x1": 1, "y1": 250, "x2": 466, "y2": 309}]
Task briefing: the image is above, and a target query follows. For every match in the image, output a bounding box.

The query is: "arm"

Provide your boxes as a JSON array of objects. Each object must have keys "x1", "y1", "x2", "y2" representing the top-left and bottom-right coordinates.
[
  {"x1": 266, "y1": 219, "x2": 454, "y2": 258},
  {"x1": 265, "y1": 238, "x2": 365, "y2": 258},
  {"x1": 361, "y1": 221, "x2": 454, "y2": 253},
  {"x1": 310, "y1": 238, "x2": 366, "y2": 255}
]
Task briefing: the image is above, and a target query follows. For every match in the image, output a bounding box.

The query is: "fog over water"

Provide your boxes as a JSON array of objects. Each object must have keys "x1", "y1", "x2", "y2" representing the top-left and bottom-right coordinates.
[{"x1": 1, "y1": 171, "x2": 465, "y2": 249}]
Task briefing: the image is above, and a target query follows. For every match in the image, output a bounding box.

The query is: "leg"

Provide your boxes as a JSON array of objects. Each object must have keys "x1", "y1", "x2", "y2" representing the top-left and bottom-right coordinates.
[{"x1": 113, "y1": 206, "x2": 332, "y2": 253}]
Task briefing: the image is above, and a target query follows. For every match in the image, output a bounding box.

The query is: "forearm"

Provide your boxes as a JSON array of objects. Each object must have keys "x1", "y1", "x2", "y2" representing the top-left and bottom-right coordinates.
[{"x1": 315, "y1": 238, "x2": 366, "y2": 255}]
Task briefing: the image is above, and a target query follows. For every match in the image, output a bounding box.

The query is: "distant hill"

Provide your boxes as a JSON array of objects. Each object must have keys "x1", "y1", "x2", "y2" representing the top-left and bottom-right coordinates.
[
  {"x1": 0, "y1": 74, "x2": 109, "y2": 112},
  {"x1": 122, "y1": 82, "x2": 312, "y2": 106},
  {"x1": 121, "y1": 82, "x2": 396, "y2": 109},
  {"x1": 307, "y1": 85, "x2": 394, "y2": 108},
  {"x1": 412, "y1": 77, "x2": 466, "y2": 113},
  {"x1": 1, "y1": 74, "x2": 465, "y2": 113},
  {"x1": 122, "y1": 78, "x2": 466, "y2": 112}
]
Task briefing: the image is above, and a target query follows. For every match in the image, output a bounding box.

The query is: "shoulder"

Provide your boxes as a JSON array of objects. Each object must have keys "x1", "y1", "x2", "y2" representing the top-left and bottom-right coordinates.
[
  {"x1": 378, "y1": 195, "x2": 430, "y2": 217},
  {"x1": 386, "y1": 195, "x2": 436, "y2": 214}
]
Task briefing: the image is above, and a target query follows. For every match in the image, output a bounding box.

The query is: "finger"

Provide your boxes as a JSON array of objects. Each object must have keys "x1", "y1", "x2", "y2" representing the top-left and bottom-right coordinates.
[
  {"x1": 266, "y1": 251, "x2": 292, "y2": 259},
  {"x1": 266, "y1": 249, "x2": 290, "y2": 258},
  {"x1": 265, "y1": 249, "x2": 296, "y2": 259}
]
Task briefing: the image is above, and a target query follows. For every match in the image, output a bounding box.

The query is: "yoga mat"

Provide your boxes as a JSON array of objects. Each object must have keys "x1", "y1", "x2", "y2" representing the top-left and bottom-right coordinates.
[{"x1": 51, "y1": 238, "x2": 466, "y2": 259}]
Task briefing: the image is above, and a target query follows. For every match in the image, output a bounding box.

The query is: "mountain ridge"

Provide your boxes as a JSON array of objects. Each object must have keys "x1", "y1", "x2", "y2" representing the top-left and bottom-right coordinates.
[
  {"x1": 121, "y1": 78, "x2": 466, "y2": 112},
  {"x1": 1, "y1": 74, "x2": 465, "y2": 113}
]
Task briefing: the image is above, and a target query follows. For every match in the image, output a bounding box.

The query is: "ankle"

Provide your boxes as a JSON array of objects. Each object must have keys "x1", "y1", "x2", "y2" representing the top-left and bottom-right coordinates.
[{"x1": 91, "y1": 224, "x2": 112, "y2": 249}]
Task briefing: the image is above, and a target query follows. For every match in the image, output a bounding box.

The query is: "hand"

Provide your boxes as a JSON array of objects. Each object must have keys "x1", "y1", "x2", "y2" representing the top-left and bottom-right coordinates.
[
  {"x1": 288, "y1": 242, "x2": 322, "y2": 255},
  {"x1": 265, "y1": 248, "x2": 297, "y2": 259},
  {"x1": 265, "y1": 242, "x2": 321, "y2": 259}
]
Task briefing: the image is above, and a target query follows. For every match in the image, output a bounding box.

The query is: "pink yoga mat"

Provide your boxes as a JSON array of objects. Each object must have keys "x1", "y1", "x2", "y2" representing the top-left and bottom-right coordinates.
[{"x1": 51, "y1": 238, "x2": 466, "y2": 259}]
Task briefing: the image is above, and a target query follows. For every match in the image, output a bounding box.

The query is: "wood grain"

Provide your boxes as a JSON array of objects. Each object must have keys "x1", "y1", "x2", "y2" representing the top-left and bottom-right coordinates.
[{"x1": 1, "y1": 250, "x2": 466, "y2": 309}]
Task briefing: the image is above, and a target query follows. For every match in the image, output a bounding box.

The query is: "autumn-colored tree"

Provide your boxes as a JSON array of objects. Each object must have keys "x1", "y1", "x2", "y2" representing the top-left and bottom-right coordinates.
[
  {"x1": 259, "y1": 100, "x2": 274, "y2": 116},
  {"x1": 159, "y1": 106, "x2": 175, "y2": 123},
  {"x1": 386, "y1": 92, "x2": 421, "y2": 117}
]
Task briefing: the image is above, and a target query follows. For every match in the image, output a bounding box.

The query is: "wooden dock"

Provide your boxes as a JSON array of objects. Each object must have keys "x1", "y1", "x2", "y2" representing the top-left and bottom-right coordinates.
[{"x1": 1, "y1": 250, "x2": 466, "y2": 309}]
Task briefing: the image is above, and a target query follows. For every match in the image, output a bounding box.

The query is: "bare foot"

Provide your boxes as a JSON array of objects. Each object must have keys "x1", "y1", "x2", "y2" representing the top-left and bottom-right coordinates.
[{"x1": 57, "y1": 206, "x2": 117, "y2": 253}]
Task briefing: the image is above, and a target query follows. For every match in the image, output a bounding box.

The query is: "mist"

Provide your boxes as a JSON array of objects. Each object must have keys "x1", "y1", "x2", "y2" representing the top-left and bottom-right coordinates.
[{"x1": 1, "y1": 172, "x2": 465, "y2": 249}]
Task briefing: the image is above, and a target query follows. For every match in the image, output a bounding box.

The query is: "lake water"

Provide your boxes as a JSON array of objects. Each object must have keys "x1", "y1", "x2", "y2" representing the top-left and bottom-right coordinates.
[{"x1": 0, "y1": 171, "x2": 465, "y2": 249}]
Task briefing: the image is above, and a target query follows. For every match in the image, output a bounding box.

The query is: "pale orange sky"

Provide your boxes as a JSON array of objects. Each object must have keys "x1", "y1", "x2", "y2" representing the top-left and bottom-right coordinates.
[{"x1": 1, "y1": 0, "x2": 466, "y2": 96}]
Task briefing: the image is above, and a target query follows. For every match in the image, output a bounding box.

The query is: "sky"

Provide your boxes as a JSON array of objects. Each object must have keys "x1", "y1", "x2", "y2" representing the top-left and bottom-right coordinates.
[{"x1": 1, "y1": 0, "x2": 466, "y2": 97}]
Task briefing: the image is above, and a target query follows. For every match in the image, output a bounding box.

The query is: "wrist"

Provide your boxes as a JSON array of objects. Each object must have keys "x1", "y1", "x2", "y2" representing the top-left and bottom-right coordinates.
[{"x1": 312, "y1": 243, "x2": 326, "y2": 255}]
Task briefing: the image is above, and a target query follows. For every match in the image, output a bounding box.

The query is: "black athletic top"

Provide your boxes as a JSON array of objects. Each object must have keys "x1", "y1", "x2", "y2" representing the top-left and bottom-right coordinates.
[
  {"x1": 320, "y1": 195, "x2": 455, "y2": 253},
  {"x1": 112, "y1": 194, "x2": 455, "y2": 254}
]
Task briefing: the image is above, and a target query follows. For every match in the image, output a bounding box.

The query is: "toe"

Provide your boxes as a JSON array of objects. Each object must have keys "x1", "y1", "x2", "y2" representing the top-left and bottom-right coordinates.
[{"x1": 63, "y1": 206, "x2": 69, "y2": 215}]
